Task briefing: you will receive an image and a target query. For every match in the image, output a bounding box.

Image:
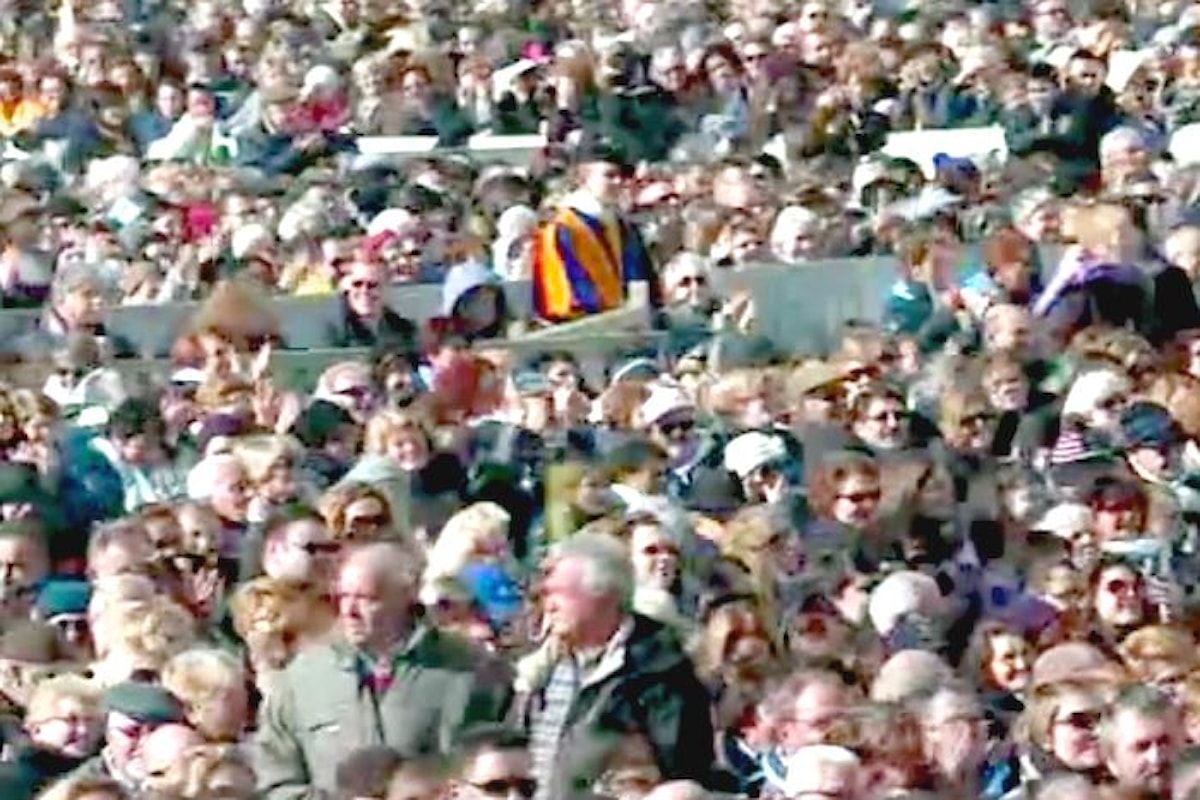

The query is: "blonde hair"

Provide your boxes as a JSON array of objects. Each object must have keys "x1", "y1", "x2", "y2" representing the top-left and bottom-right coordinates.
[
  {"x1": 422, "y1": 502, "x2": 511, "y2": 589},
  {"x1": 318, "y1": 482, "x2": 396, "y2": 542},
  {"x1": 88, "y1": 575, "x2": 157, "y2": 658},
  {"x1": 1119, "y1": 625, "x2": 1198, "y2": 683},
  {"x1": 173, "y1": 744, "x2": 255, "y2": 799},
  {"x1": 363, "y1": 408, "x2": 431, "y2": 456},
  {"x1": 231, "y1": 434, "x2": 303, "y2": 484},
  {"x1": 104, "y1": 598, "x2": 197, "y2": 678},
  {"x1": 36, "y1": 775, "x2": 130, "y2": 800},
  {"x1": 229, "y1": 577, "x2": 328, "y2": 672},
  {"x1": 25, "y1": 674, "x2": 101, "y2": 726},
  {"x1": 162, "y1": 648, "x2": 245, "y2": 706}
]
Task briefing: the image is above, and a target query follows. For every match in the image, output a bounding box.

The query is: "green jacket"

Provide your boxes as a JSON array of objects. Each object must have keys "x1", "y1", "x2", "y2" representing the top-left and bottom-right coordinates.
[{"x1": 254, "y1": 627, "x2": 512, "y2": 800}]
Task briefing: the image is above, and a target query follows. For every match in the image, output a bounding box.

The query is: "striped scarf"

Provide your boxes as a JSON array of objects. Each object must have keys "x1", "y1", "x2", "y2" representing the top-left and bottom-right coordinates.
[{"x1": 529, "y1": 658, "x2": 581, "y2": 800}]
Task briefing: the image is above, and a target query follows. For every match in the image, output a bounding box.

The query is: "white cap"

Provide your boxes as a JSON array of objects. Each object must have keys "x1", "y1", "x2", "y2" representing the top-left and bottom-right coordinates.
[
  {"x1": 1032, "y1": 502, "x2": 1092, "y2": 537},
  {"x1": 723, "y1": 431, "x2": 787, "y2": 480},
  {"x1": 640, "y1": 384, "x2": 694, "y2": 428},
  {"x1": 367, "y1": 208, "x2": 416, "y2": 238}
]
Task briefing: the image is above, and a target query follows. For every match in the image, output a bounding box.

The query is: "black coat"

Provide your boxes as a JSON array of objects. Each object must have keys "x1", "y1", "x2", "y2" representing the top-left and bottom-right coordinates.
[
  {"x1": 1150, "y1": 265, "x2": 1200, "y2": 344},
  {"x1": 323, "y1": 295, "x2": 417, "y2": 351}
]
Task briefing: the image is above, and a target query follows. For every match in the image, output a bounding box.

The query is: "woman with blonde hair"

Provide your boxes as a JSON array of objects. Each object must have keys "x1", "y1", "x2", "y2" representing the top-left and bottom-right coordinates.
[
  {"x1": 318, "y1": 481, "x2": 398, "y2": 543},
  {"x1": 1118, "y1": 624, "x2": 1199, "y2": 687},
  {"x1": 229, "y1": 577, "x2": 328, "y2": 695},
  {"x1": 1034, "y1": 202, "x2": 1150, "y2": 346},
  {"x1": 421, "y1": 502, "x2": 513, "y2": 593},
  {"x1": 231, "y1": 434, "x2": 311, "y2": 523},
  {"x1": 161, "y1": 648, "x2": 250, "y2": 742},
  {"x1": 91, "y1": 596, "x2": 197, "y2": 685}
]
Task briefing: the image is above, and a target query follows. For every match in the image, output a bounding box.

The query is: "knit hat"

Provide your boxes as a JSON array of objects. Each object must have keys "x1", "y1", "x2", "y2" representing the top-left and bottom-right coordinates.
[
  {"x1": 36, "y1": 579, "x2": 92, "y2": 619},
  {"x1": 723, "y1": 432, "x2": 788, "y2": 481},
  {"x1": 1031, "y1": 643, "x2": 1126, "y2": 689},
  {"x1": 458, "y1": 563, "x2": 523, "y2": 629},
  {"x1": 104, "y1": 682, "x2": 185, "y2": 724},
  {"x1": 1120, "y1": 402, "x2": 1181, "y2": 450}
]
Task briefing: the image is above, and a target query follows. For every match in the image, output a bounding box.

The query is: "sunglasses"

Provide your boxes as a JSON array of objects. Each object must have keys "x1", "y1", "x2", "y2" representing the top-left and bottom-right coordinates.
[
  {"x1": 350, "y1": 279, "x2": 381, "y2": 290},
  {"x1": 1102, "y1": 578, "x2": 1138, "y2": 595},
  {"x1": 1055, "y1": 709, "x2": 1102, "y2": 730},
  {"x1": 676, "y1": 275, "x2": 707, "y2": 288},
  {"x1": 837, "y1": 489, "x2": 881, "y2": 504},
  {"x1": 347, "y1": 514, "x2": 389, "y2": 530},
  {"x1": 658, "y1": 418, "x2": 695, "y2": 436},
  {"x1": 49, "y1": 615, "x2": 89, "y2": 635},
  {"x1": 470, "y1": 779, "x2": 538, "y2": 798},
  {"x1": 297, "y1": 541, "x2": 341, "y2": 556}
]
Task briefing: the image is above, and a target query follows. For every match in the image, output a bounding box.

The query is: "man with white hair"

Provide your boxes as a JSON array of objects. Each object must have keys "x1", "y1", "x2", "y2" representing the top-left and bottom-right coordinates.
[
  {"x1": 515, "y1": 532, "x2": 713, "y2": 800},
  {"x1": 778, "y1": 745, "x2": 862, "y2": 800},
  {"x1": 255, "y1": 541, "x2": 512, "y2": 799}
]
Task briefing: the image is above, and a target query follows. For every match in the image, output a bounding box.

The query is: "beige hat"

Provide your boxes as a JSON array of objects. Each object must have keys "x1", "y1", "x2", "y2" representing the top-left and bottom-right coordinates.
[
  {"x1": 789, "y1": 361, "x2": 842, "y2": 398},
  {"x1": 1030, "y1": 642, "x2": 1127, "y2": 690}
]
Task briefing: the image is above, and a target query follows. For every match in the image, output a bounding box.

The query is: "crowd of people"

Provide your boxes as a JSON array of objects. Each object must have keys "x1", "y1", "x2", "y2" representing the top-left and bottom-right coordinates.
[{"x1": 10, "y1": 1, "x2": 1200, "y2": 800}]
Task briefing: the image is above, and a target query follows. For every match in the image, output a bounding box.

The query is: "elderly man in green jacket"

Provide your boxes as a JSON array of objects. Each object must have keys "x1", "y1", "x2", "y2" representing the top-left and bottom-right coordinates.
[{"x1": 254, "y1": 541, "x2": 512, "y2": 800}]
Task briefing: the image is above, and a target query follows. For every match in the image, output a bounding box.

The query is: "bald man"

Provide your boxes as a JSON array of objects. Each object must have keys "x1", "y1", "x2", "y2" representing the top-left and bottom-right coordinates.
[{"x1": 255, "y1": 542, "x2": 512, "y2": 800}]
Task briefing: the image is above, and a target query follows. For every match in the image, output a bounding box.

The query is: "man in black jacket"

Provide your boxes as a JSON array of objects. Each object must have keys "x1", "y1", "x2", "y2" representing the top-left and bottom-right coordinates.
[
  {"x1": 322, "y1": 259, "x2": 416, "y2": 351},
  {"x1": 513, "y1": 532, "x2": 714, "y2": 800}
]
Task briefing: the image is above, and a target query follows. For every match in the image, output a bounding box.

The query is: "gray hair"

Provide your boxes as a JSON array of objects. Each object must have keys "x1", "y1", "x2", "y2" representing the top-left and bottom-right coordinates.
[
  {"x1": 51, "y1": 262, "x2": 103, "y2": 304},
  {"x1": 917, "y1": 682, "x2": 982, "y2": 722},
  {"x1": 341, "y1": 541, "x2": 425, "y2": 598},
  {"x1": 550, "y1": 532, "x2": 635, "y2": 606},
  {"x1": 1099, "y1": 684, "x2": 1180, "y2": 750},
  {"x1": 1033, "y1": 773, "x2": 1098, "y2": 800}
]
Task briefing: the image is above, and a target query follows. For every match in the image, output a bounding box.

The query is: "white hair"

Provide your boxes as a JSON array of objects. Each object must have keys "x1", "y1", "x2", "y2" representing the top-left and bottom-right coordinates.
[
  {"x1": 550, "y1": 532, "x2": 635, "y2": 606},
  {"x1": 186, "y1": 454, "x2": 244, "y2": 502},
  {"x1": 867, "y1": 570, "x2": 941, "y2": 636}
]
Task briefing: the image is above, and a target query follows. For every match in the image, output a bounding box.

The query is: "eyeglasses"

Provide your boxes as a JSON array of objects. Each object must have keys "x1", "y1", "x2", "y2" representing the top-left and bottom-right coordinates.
[
  {"x1": 658, "y1": 418, "x2": 695, "y2": 436},
  {"x1": 676, "y1": 274, "x2": 707, "y2": 288},
  {"x1": 346, "y1": 514, "x2": 389, "y2": 530},
  {"x1": 1055, "y1": 709, "x2": 1102, "y2": 730},
  {"x1": 1102, "y1": 575, "x2": 1141, "y2": 595},
  {"x1": 350, "y1": 279, "x2": 381, "y2": 290},
  {"x1": 469, "y1": 778, "x2": 538, "y2": 798},
  {"x1": 335, "y1": 385, "x2": 374, "y2": 400},
  {"x1": 296, "y1": 541, "x2": 341, "y2": 556},
  {"x1": 837, "y1": 489, "x2": 881, "y2": 504},
  {"x1": 49, "y1": 614, "x2": 89, "y2": 636}
]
